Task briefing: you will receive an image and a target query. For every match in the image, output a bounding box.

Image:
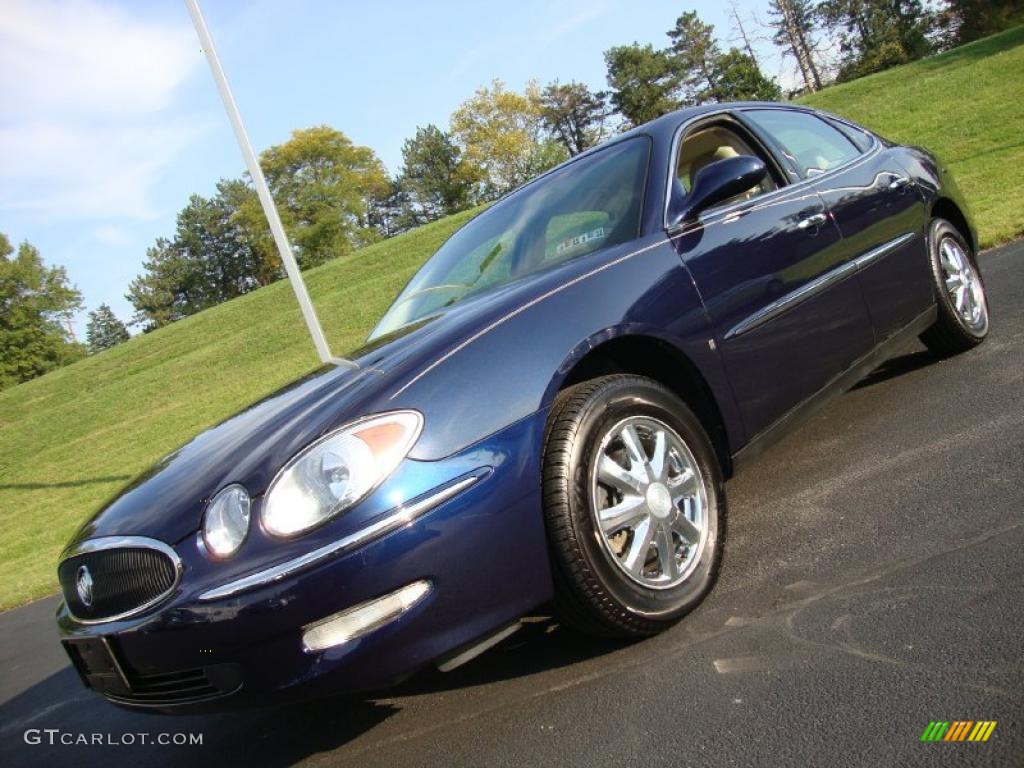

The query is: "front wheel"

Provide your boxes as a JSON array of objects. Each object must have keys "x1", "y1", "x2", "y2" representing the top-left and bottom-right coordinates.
[
  {"x1": 920, "y1": 218, "x2": 989, "y2": 356},
  {"x1": 542, "y1": 375, "x2": 725, "y2": 638}
]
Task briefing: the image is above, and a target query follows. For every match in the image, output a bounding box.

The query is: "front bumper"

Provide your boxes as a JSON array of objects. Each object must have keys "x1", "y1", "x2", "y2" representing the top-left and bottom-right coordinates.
[{"x1": 56, "y1": 413, "x2": 553, "y2": 713}]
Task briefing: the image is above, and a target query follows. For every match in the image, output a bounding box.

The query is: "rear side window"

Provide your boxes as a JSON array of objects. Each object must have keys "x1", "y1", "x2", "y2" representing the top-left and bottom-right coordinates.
[
  {"x1": 743, "y1": 109, "x2": 861, "y2": 179},
  {"x1": 822, "y1": 115, "x2": 874, "y2": 152}
]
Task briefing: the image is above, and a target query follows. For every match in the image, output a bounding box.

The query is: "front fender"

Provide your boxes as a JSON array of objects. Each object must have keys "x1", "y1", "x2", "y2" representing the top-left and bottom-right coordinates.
[{"x1": 384, "y1": 234, "x2": 740, "y2": 462}]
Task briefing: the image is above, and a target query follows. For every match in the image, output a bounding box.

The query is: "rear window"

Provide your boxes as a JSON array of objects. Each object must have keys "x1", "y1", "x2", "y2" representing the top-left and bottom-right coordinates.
[{"x1": 743, "y1": 109, "x2": 861, "y2": 179}]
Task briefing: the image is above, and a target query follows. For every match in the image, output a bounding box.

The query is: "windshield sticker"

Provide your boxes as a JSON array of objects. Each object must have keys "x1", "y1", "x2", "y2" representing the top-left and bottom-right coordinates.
[{"x1": 555, "y1": 227, "x2": 607, "y2": 256}]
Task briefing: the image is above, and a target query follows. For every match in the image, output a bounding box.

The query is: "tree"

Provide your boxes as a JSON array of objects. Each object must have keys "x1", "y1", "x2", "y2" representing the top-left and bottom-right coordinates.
[
  {"x1": 604, "y1": 44, "x2": 682, "y2": 126},
  {"x1": 0, "y1": 233, "x2": 85, "y2": 389},
  {"x1": 767, "y1": 0, "x2": 824, "y2": 92},
  {"x1": 176, "y1": 180, "x2": 276, "y2": 296},
  {"x1": 666, "y1": 12, "x2": 781, "y2": 104},
  {"x1": 713, "y1": 49, "x2": 784, "y2": 101},
  {"x1": 213, "y1": 178, "x2": 280, "y2": 287},
  {"x1": 667, "y1": 11, "x2": 722, "y2": 104},
  {"x1": 397, "y1": 124, "x2": 476, "y2": 222},
  {"x1": 818, "y1": 0, "x2": 935, "y2": 81},
  {"x1": 85, "y1": 304, "x2": 130, "y2": 353},
  {"x1": 128, "y1": 126, "x2": 389, "y2": 330},
  {"x1": 126, "y1": 179, "x2": 277, "y2": 330},
  {"x1": 938, "y1": 0, "x2": 1024, "y2": 45},
  {"x1": 366, "y1": 178, "x2": 416, "y2": 238},
  {"x1": 450, "y1": 80, "x2": 567, "y2": 198},
  {"x1": 125, "y1": 237, "x2": 191, "y2": 329},
  {"x1": 538, "y1": 81, "x2": 609, "y2": 156},
  {"x1": 728, "y1": 1, "x2": 763, "y2": 66},
  {"x1": 238, "y1": 126, "x2": 390, "y2": 268}
]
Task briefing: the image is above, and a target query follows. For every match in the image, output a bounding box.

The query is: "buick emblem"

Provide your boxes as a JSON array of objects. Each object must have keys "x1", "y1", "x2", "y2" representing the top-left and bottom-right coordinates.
[{"x1": 76, "y1": 565, "x2": 94, "y2": 608}]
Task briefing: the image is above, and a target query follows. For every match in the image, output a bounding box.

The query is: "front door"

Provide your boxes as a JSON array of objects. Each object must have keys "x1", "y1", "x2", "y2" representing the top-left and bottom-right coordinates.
[{"x1": 669, "y1": 116, "x2": 875, "y2": 441}]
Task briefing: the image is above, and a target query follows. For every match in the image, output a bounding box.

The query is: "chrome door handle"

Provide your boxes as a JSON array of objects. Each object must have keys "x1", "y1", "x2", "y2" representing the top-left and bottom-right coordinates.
[
  {"x1": 888, "y1": 175, "x2": 910, "y2": 190},
  {"x1": 797, "y1": 213, "x2": 827, "y2": 230}
]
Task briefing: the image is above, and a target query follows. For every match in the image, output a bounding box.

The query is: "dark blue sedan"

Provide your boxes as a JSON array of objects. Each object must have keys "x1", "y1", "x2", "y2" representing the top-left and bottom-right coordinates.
[{"x1": 56, "y1": 103, "x2": 988, "y2": 712}]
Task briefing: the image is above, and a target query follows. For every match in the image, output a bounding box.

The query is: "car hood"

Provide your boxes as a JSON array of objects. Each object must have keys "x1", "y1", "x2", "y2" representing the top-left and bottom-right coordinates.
[
  {"x1": 66, "y1": 274, "x2": 557, "y2": 551},
  {"x1": 67, "y1": 363, "x2": 389, "y2": 548}
]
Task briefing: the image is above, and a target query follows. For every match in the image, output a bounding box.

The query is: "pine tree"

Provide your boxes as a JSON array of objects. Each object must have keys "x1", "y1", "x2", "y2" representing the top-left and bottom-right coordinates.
[
  {"x1": 538, "y1": 81, "x2": 610, "y2": 156},
  {"x1": 85, "y1": 303, "x2": 130, "y2": 353},
  {"x1": 939, "y1": 0, "x2": 1024, "y2": 45},
  {"x1": 604, "y1": 44, "x2": 683, "y2": 126},
  {"x1": 667, "y1": 11, "x2": 723, "y2": 104}
]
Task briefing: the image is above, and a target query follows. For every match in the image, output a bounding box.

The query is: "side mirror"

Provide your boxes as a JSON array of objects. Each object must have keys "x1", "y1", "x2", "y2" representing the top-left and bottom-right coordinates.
[{"x1": 668, "y1": 155, "x2": 768, "y2": 228}]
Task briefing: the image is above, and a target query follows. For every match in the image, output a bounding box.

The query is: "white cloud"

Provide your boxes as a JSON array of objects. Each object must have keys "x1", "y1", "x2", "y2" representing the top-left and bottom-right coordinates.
[
  {"x1": 538, "y1": 0, "x2": 612, "y2": 44},
  {"x1": 91, "y1": 225, "x2": 131, "y2": 246},
  {"x1": 0, "y1": 118, "x2": 209, "y2": 219},
  {"x1": 1, "y1": 0, "x2": 197, "y2": 116},
  {"x1": 0, "y1": 0, "x2": 205, "y2": 220}
]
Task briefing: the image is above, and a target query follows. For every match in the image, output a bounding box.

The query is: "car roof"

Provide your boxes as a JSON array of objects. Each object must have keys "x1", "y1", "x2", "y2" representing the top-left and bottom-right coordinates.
[
  {"x1": 618, "y1": 101, "x2": 815, "y2": 144},
  {"x1": 558, "y1": 102, "x2": 816, "y2": 171},
  {"x1": 493, "y1": 102, "x2": 821, "y2": 211}
]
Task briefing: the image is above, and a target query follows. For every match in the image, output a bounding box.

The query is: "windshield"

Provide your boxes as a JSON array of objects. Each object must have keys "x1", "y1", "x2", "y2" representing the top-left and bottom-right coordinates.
[{"x1": 370, "y1": 137, "x2": 650, "y2": 340}]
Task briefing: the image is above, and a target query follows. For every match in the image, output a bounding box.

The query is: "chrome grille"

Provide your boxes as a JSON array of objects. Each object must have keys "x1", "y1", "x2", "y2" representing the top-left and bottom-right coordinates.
[{"x1": 58, "y1": 537, "x2": 180, "y2": 622}]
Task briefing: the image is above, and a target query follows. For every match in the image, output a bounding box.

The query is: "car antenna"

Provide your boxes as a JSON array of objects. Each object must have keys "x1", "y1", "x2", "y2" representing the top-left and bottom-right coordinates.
[{"x1": 184, "y1": 0, "x2": 356, "y2": 370}]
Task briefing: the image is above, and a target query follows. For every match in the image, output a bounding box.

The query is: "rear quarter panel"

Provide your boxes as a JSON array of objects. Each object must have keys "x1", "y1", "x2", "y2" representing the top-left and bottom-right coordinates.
[{"x1": 895, "y1": 145, "x2": 979, "y2": 250}]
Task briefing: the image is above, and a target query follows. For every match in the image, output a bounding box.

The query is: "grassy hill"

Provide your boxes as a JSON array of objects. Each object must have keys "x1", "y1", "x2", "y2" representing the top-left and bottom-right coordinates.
[
  {"x1": 801, "y1": 25, "x2": 1024, "y2": 246},
  {"x1": 1, "y1": 28, "x2": 1022, "y2": 611}
]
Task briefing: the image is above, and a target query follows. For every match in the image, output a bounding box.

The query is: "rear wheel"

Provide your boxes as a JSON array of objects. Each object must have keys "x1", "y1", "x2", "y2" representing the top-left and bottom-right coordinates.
[
  {"x1": 542, "y1": 375, "x2": 725, "y2": 638},
  {"x1": 920, "y1": 218, "x2": 989, "y2": 356}
]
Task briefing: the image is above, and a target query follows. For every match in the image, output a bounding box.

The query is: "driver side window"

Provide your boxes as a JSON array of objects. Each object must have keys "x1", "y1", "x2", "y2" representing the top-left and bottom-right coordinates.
[{"x1": 676, "y1": 124, "x2": 778, "y2": 209}]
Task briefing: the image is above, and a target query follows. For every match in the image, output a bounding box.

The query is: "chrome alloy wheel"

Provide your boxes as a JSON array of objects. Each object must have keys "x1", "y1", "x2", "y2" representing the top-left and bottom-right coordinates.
[
  {"x1": 589, "y1": 416, "x2": 709, "y2": 590},
  {"x1": 939, "y1": 236, "x2": 988, "y2": 335}
]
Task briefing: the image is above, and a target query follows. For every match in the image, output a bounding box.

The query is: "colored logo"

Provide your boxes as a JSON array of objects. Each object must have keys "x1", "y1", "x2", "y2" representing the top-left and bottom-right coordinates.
[{"x1": 921, "y1": 721, "x2": 997, "y2": 742}]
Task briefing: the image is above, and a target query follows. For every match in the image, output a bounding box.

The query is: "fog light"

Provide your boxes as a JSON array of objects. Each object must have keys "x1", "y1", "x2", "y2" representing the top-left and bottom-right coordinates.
[{"x1": 301, "y1": 580, "x2": 431, "y2": 652}]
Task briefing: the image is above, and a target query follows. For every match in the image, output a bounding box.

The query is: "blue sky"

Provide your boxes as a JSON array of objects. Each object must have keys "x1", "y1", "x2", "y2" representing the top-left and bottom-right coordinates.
[{"x1": 0, "y1": 0, "x2": 787, "y2": 336}]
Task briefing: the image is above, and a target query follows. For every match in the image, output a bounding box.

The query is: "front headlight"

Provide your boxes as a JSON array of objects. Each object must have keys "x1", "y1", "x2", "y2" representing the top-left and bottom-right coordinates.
[
  {"x1": 262, "y1": 410, "x2": 423, "y2": 537},
  {"x1": 203, "y1": 484, "x2": 251, "y2": 558}
]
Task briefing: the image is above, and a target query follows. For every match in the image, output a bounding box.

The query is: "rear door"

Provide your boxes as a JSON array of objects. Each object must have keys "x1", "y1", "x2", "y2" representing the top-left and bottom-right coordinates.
[
  {"x1": 668, "y1": 113, "x2": 875, "y2": 441},
  {"x1": 740, "y1": 108, "x2": 932, "y2": 341}
]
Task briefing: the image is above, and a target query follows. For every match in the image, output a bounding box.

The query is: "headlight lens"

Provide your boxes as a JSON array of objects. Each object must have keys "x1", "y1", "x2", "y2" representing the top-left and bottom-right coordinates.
[
  {"x1": 203, "y1": 484, "x2": 251, "y2": 558},
  {"x1": 262, "y1": 410, "x2": 423, "y2": 537}
]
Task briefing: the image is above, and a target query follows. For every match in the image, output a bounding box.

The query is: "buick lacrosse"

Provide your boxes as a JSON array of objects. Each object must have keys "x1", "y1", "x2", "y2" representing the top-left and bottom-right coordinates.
[{"x1": 57, "y1": 103, "x2": 988, "y2": 711}]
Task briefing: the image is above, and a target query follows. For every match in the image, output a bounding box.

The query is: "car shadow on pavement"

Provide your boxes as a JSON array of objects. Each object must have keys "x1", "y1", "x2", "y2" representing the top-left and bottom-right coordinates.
[
  {"x1": 0, "y1": 618, "x2": 625, "y2": 767},
  {"x1": 0, "y1": 665, "x2": 398, "y2": 768},
  {"x1": 851, "y1": 348, "x2": 938, "y2": 391},
  {"x1": 388, "y1": 616, "x2": 628, "y2": 696}
]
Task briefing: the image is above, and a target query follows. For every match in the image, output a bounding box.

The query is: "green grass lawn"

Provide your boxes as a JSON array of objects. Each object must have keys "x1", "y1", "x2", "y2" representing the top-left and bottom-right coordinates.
[
  {"x1": 1, "y1": 29, "x2": 1022, "y2": 611},
  {"x1": 801, "y1": 26, "x2": 1024, "y2": 247}
]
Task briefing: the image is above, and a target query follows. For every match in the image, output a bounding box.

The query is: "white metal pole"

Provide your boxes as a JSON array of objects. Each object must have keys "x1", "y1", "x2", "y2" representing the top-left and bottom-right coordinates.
[{"x1": 184, "y1": 0, "x2": 355, "y2": 369}]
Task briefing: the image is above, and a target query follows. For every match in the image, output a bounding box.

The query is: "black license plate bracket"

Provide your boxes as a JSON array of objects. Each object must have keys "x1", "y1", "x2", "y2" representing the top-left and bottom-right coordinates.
[{"x1": 63, "y1": 637, "x2": 133, "y2": 696}]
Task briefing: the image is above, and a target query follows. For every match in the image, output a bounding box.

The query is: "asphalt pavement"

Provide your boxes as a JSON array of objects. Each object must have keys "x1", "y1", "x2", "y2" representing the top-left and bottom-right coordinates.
[{"x1": 2, "y1": 240, "x2": 1022, "y2": 768}]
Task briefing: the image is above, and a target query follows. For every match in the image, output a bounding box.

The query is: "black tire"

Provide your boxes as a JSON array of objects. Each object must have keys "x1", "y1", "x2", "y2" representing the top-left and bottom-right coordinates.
[
  {"x1": 541, "y1": 374, "x2": 725, "y2": 638},
  {"x1": 920, "y1": 218, "x2": 990, "y2": 356}
]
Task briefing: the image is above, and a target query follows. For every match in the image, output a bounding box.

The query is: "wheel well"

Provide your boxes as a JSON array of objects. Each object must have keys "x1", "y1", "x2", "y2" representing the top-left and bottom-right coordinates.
[
  {"x1": 932, "y1": 198, "x2": 975, "y2": 253},
  {"x1": 559, "y1": 336, "x2": 733, "y2": 477}
]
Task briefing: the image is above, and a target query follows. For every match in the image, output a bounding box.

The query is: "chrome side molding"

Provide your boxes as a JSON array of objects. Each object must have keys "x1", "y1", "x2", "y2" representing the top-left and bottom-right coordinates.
[
  {"x1": 725, "y1": 261, "x2": 857, "y2": 340},
  {"x1": 725, "y1": 232, "x2": 917, "y2": 340},
  {"x1": 198, "y1": 472, "x2": 485, "y2": 602},
  {"x1": 852, "y1": 232, "x2": 916, "y2": 270}
]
